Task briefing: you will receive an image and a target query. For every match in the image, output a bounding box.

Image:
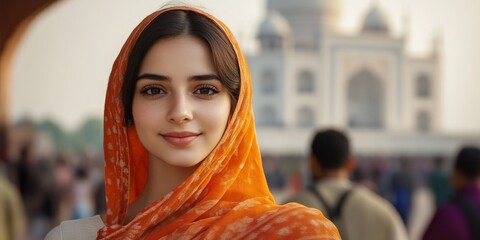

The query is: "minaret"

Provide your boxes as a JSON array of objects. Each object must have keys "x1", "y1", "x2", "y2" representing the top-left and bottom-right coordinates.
[
  {"x1": 431, "y1": 30, "x2": 443, "y2": 59},
  {"x1": 401, "y1": 9, "x2": 411, "y2": 39},
  {"x1": 257, "y1": 11, "x2": 293, "y2": 52}
]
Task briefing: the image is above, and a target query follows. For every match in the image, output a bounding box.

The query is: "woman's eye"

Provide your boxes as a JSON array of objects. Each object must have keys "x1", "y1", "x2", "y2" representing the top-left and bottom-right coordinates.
[
  {"x1": 194, "y1": 85, "x2": 219, "y2": 95},
  {"x1": 140, "y1": 86, "x2": 165, "y2": 95}
]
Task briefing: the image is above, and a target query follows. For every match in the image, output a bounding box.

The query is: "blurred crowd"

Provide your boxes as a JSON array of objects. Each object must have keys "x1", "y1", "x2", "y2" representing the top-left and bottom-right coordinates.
[
  {"x1": 0, "y1": 125, "x2": 477, "y2": 240},
  {"x1": 265, "y1": 152, "x2": 454, "y2": 239},
  {"x1": 0, "y1": 131, "x2": 105, "y2": 240}
]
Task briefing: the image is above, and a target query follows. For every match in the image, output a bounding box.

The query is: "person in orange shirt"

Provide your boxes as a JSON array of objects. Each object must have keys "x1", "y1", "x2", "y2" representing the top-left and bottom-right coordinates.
[{"x1": 46, "y1": 5, "x2": 340, "y2": 239}]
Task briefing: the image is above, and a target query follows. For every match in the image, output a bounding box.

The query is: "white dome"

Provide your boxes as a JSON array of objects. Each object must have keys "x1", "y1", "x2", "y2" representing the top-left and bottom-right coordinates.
[
  {"x1": 265, "y1": 0, "x2": 342, "y2": 49},
  {"x1": 258, "y1": 11, "x2": 291, "y2": 38},
  {"x1": 267, "y1": 0, "x2": 340, "y2": 15},
  {"x1": 362, "y1": 6, "x2": 390, "y2": 34}
]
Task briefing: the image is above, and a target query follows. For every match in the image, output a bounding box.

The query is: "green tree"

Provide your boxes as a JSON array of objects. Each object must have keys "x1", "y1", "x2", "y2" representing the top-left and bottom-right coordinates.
[
  {"x1": 37, "y1": 118, "x2": 69, "y2": 150},
  {"x1": 74, "y1": 116, "x2": 103, "y2": 152}
]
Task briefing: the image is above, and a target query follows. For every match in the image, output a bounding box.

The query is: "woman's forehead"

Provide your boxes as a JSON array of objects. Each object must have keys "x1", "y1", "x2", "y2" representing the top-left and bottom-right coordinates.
[{"x1": 139, "y1": 35, "x2": 216, "y2": 76}]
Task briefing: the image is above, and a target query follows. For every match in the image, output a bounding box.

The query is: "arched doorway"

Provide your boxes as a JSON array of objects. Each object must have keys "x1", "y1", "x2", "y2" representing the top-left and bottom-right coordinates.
[
  {"x1": 417, "y1": 111, "x2": 431, "y2": 132},
  {"x1": 0, "y1": 0, "x2": 58, "y2": 160},
  {"x1": 347, "y1": 69, "x2": 384, "y2": 129}
]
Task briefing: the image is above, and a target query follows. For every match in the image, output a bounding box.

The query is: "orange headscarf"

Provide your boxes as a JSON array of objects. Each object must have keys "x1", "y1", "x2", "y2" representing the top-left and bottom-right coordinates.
[{"x1": 99, "y1": 6, "x2": 340, "y2": 239}]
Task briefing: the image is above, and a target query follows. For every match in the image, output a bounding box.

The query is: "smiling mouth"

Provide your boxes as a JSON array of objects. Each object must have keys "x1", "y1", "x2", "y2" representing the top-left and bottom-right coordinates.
[{"x1": 161, "y1": 132, "x2": 200, "y2": 146}]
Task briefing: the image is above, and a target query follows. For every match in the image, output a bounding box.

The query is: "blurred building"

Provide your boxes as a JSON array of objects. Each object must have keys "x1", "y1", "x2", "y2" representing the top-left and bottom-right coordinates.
[{"x1": 248, "y1": 0, "x2": 479, "y2": 157}]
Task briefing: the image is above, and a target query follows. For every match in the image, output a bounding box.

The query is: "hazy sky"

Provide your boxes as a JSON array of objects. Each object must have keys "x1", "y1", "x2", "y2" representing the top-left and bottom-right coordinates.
[{"x1": 10, "y1": 0, "x2": 480, "y2": 133}]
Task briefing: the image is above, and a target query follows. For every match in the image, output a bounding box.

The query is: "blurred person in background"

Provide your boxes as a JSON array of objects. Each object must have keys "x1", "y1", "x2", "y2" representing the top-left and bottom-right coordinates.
[
  {"x1": 390, "y1": 157, "x2": 415, "y2": 225},
  {"x1": 27, "y1": 158, "x2": 56, "y2": 240},
  {"x1": 285, "y1": 128, "x2": 408, "y2": 240},
  {"x1": 17, "y1": 144, "x2": 32, "y2": 200},
  {"x1": 0, "y1": 162, "x2": 26, "y2": 240},
  {"x1": 428, "y1": 156, "x2": 452, "y2": 207},
  {"x1": 16, "y1": 143, "x2": 56, "y2": 240},
  {"x1": 52, "y1": 155, "x2": 74, "y2": 225},
  {"x1": 350, "y1": 164, "x2": 376, "y2": 191},
  {"x1": 72, "y1": 164, "x2": 95, "y2": 219},
  {"x1": 422, "y1": 146, "x2": 480, "y2": 240}
]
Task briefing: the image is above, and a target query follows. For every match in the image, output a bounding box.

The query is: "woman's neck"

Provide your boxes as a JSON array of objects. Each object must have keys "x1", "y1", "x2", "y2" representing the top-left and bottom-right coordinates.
[
  {"x1": 145, "y1": 155, "x2": 197, "y2": 203},
  {"x1": 124, "y1": 155, "x2": 197, "y2": 224}
]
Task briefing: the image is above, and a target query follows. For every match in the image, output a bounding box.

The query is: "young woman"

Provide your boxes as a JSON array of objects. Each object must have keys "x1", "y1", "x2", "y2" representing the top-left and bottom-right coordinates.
[{"x1": 46, "y1": 5, "x2": 340, "y2": 239}]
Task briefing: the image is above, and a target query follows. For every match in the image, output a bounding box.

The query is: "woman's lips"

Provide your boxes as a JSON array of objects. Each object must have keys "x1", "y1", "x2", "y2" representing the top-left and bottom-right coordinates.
[{"x1": 161, "y1": 132, "x2": 199, "y2": 146}]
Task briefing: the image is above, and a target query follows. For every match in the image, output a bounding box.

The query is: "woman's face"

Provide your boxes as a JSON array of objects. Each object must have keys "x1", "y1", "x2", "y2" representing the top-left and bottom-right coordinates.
[{"x1": 132, "y1": 35, "x2": 231, "y2": 168}]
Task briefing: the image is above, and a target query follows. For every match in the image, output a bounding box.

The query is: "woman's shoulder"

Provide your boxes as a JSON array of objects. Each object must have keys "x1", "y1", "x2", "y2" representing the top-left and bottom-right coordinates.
[
  {"x1": 276, "y1": 202, "x2": 336, "y2": 224},
  {"x1": 44, "y1": 215, "x2": 105, "y2": 240},
  {"x1": 260, "y1": 202, "x2": 341, "y2": 239}
]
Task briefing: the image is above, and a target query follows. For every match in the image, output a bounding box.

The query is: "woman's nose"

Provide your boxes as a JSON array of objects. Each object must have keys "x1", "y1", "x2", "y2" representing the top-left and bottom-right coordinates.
[{"x1": 167, "y1": 94, "x2": 193, "y2": 124}]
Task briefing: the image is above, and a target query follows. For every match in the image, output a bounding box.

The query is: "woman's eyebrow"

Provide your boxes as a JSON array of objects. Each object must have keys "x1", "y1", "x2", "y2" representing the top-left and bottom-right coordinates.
[
  {"x1": 136, "y1": 74, "x2": 220, "y2": 81},
  {"x1": 136, "y1": 73, "x2": 169, "y2": 81},
  {"x1": 189, "y1": 74, "x2": 220, "y2": 81}
]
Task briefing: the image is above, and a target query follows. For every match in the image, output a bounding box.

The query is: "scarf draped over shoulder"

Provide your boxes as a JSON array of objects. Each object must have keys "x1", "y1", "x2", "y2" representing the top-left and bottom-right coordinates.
[{"x1": 98, "y1": 6, "x2": 340, "y2": 240}]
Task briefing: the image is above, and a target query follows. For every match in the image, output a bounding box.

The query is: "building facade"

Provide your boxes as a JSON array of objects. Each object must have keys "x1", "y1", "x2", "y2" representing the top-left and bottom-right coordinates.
[{"x1": 246, "y1": 0, "x2": 461, "y2": 156}]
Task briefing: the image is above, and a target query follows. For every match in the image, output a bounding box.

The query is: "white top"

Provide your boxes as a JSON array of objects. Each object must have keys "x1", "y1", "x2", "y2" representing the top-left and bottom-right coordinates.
[
  {"x1": 44, "y1": 215, "x2": 105, "y2": 240},
  {"x1": 286, "y1": 179, "x2": 409, "y2": 240}
]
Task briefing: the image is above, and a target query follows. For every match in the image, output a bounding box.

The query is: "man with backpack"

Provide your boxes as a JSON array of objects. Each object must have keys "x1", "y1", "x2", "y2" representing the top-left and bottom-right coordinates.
[
  {"x1": 423, "y1": 146, "x2": 480, "y2": 240},
  {"x1": 285, "y1": 129, "x2": 408, "y2": 240}
]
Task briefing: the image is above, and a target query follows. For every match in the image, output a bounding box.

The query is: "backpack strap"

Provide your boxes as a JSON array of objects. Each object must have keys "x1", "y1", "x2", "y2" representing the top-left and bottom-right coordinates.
[
  {"x1": 453, "y1": 194, "x2": 480, "y2": 239},
  {"x1": 334, "y1": 188, "x2": 354, "y2": 220},
  {"x1": 308, "y1": 185, "x2": 354, "y2": 221}
]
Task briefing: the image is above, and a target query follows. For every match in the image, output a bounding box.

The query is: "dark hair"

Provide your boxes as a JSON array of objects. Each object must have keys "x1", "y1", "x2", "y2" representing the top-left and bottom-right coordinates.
[
  {"x1": 310, "y1": 129, "x2": 350, "y2": 170},
  {"x1": 454, "y1": 146, "x2": 480, "y2": 180},
  {"x1": 121, "y1": 9, "x2": 240, "y2": 126}
]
